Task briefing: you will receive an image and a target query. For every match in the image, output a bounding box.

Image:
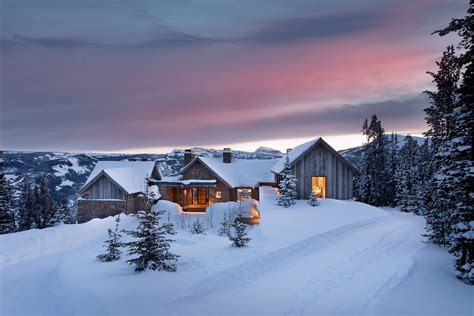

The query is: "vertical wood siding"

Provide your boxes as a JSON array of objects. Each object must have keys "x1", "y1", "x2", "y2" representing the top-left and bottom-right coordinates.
[
  {"x1": 89, "y1": 175, "x2": 126, "y2": 200},
  {"x1": 291, "y1": 144, "x2": 354, "y2": 200}
]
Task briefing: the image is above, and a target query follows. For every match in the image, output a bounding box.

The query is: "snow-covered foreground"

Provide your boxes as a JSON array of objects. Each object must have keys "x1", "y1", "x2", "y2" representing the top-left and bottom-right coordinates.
[{"x1": 0, "y1": 196, "x2": 471, "y2": 315}]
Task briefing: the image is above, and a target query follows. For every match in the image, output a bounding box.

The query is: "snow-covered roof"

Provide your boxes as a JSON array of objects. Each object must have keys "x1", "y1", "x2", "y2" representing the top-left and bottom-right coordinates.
[
  {"x1": 182, "y1": 157, "x2": 278, "y2": 188},
  {"x1": 271, "y1": 137, "x2": 360, "y2": 174},
  {"x1": 271, "y1": 138, "x2": 319, "y2": 173},
  {"x1": 81, "y1": 161, "x2": 160, "y2": 194}
]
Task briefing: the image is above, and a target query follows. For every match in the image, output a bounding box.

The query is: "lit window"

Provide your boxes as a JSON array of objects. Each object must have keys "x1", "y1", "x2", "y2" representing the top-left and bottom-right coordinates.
[
  {"x1": 237, "y1": 189, "x2": 252, "y2": 201},
  {"x1": 311, "y1": 176, "x2": 326, "y2": 199},
  {"x1": 215, "y1": 191, "x2": 222, "y2": 199}
]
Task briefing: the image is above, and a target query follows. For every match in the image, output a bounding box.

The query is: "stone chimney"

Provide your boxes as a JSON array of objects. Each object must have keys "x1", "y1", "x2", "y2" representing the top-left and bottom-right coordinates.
[
  {"x1": 184, "y1": 149, "x2": 194, "y2": 166},
  {"x1": 223, "y1": 148, "x2": 232, "y2": 163}
]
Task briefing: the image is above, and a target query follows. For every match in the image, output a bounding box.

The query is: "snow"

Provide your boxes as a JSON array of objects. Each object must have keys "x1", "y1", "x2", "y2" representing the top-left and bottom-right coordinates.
[
  {"x1": 52, "y1": 157, "x2": 89, "y2": 177},
  {"x1": 271, "y1": 138, "x2": 319, "y2": 173},
  {"x1": 195, "y1": 157, "x2": 277, "y2": 188},
  {"x1": 0, "y1": 192, "x2": 471, "y2": 315},
  {"x1": 82, "y1": 161, "x2": 158, "y2": 194}
]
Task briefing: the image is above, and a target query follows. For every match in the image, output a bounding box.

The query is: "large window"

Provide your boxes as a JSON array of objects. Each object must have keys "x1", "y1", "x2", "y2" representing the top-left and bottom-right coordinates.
[
  {"x1": 311, "y1": 176, "x2": 326, "y2": 199},
  {"x1": 237, "y1": 188, "x2": 252, "y2": 201}
]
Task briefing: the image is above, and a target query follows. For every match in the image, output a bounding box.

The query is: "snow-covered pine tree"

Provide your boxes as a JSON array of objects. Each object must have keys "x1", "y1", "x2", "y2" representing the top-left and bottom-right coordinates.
[
  {"x1": 124, "y1": 209, "x2": 179, "y2": 272},
  {"x1": 18, "y1": 181, "x2": 34, "y2": 231},
  {"x1": 308, "y1": 191, "x2": 318, "y2": 206},
  {"x1": 97, "y1": 215, "x2": 122, "y2": 262},
  {"x1": 385, "y1": 133, "x2": 399, "y2": 207},
  {"x1": 434, "y1": 3, "x2": 474, "y2": 283},
  {"x1": 123, "y1": 186, "x2": 178, "y2": 272},
  {"x1": 423, "y1": 46, "x2": 460, "y2": 246},
  {"x1": 417, "y1": 139, "x2": 433, "y2": 215},
  {"x1": 228, "y1": 213, "x2": 251, "y2": 247},
  {"x1": 395, "y1": 135, "x2": 421, "y2": 214},
  {"x1": 190, "y1": 218, "x2": 205, "y2": 234},
  {"x1": 277, "y1": 154, "x2": 297, "y2": 207},
  {"x1": 357, "y1": 115, "x2": 389, "y2": 206},
  {"x1": 217, "y1": 213, "x2": 232, "y2": 237},
  {"x1": 0, "y1": 156, "x2": 15, "y2": 234},
  {"x1": 52, "y1": 195, "x2": 71, "y2": 225},
  {"x1": 36, "y1": 177, "x2": 54, "y2": 228}
]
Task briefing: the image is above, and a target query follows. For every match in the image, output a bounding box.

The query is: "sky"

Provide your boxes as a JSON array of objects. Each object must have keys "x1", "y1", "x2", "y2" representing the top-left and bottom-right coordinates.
[{"x1": 0, "y1": 0, "x2": 467, "y2": 153}]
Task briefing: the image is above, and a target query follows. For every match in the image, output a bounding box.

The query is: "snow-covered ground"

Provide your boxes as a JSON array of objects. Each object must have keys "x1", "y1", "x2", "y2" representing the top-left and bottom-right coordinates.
[{"x1": 0, "y1": 190, "x2": 471, "y2": 315}]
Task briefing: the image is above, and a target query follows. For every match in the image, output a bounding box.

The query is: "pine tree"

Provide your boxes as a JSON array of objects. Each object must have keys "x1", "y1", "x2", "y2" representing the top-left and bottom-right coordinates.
[
  {"x1": 423, "y1": 46, "x2": 460, "y2": 246},
  {"x1": 36, "y1": 177, "x2": 54, "y2": 228},
  {"x1": 123, "y1": 185, "x2": 178, "y2": 272},
  {"x1": 277, "y1": 154, "x2": 297, "y2": 207},
  {"x1": 308, "y1": 191, "x2": 318, "y2": 207},
  {"x1": 357, "y1": 115, "x2": 389, "y2": 206},
  {"x1": 385, "y1": 133, "x2": 399, "y2": 207},
  {"x1": 228, "y1": 213, "x2": 251, "y2": 247},
  {"x1": 19, "y1": 181, "x2": 34, "y2": 231},
  {"x1": 217, "y1": 213, "x2": 232, "y2": 237},
  {"x1": 395, "y1": 135, "x2": 421, "y2": 214},
  {"x1": 124, "y1": 209, "x2": 179, "y2": 272},
  {"x1": 97, "y1": 215, "x2": 122, "y2": 262},
  {"x1": 0, "y1": 155, "x2": 15, "y2": 234},
  {"x1": 190, "y1": 218, "x2": 205, "y2": 234},
  {"x1": 51, "y1": 195, "x2": 71, "y2": 225},
  {"x1": 417, "y1": 139, "x2": 433, "y2": 215},
  {"x1": 434, "y1": 3, "x2": 474, "y2": 283}
]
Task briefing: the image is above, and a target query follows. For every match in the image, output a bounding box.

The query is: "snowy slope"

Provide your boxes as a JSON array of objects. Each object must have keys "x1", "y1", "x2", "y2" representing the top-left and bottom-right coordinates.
[{"x1": 0, "y1": 195, "x2": 470, "y2": 315}]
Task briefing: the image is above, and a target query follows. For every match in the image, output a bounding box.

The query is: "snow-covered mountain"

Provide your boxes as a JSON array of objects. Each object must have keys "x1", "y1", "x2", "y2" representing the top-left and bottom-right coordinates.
[{"x1": 2, "y1": 147, "x2": 283, "y2": 201}]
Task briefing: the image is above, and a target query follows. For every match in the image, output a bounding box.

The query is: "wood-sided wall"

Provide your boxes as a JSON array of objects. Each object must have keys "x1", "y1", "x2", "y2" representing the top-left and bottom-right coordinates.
[{"x1": 291, "y1": 144, "x2": 354, "y2": 200}]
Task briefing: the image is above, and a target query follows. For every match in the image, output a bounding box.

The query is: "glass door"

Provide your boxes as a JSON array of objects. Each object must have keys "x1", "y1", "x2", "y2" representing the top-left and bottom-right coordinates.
[{"x1": 311, "y1": 176, "x2": 326, "y2": 198}]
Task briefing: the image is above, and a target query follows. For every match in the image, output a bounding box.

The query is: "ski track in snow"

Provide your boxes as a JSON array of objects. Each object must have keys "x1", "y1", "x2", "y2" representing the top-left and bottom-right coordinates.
[{"x1": 169, "y1": 213, "x2": 425, "y2": 315}]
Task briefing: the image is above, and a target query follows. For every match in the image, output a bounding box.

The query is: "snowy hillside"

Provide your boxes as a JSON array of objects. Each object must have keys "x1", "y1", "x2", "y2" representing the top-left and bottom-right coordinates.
[
  {"x1": 0, "y1": 193, "x2": 470, "y2": 315},
  {"x1": 3, "y1": 147, "x2": 283, "y2": 201}
]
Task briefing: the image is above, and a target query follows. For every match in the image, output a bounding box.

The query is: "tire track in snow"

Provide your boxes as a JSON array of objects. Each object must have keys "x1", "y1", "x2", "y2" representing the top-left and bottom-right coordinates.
[
  {"x1": 283, "y1": 214, "x2": 425, "y2": 315},
  {"x1": 169, "y1": 215, "x2": 389, "y2": 306}
]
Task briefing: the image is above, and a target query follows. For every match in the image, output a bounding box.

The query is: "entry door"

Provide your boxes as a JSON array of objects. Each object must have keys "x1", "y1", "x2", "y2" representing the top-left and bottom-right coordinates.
[{"x1": 311, "y1": 176, "x2": 326, "y2": 198}]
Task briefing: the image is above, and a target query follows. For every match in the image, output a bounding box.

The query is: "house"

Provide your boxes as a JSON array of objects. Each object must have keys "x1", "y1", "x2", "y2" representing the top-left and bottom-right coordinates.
[
  {"x1": 271, "y1": 137, "x2": 360, "y2": 200},
  {"x1": 77, "y1": 161, "x2": 162, "y2": 223},
  {"x1": 153, "y1": 148, "x2": 278, "y2": 212}
]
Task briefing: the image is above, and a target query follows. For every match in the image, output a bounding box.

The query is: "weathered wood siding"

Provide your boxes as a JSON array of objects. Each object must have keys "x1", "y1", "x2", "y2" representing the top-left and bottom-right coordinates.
[
  {"x1": 291, "y1": 144, "x2": 354, "y2": 200},
  {"x1": 88, "y1": 175, "x2": 127, "y2": 200}
]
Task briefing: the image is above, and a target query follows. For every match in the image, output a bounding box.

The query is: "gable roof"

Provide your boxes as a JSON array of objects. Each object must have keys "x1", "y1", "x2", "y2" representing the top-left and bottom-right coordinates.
[
  {"x1": 180, "y1": 157, "x2": 278, "y2": 188},
  {"x1": 80, "y1": 161, "x2": 161, "y2": 194},
  {"x1": 271, "y1": 137, "x2": 360, "y2": 174}
]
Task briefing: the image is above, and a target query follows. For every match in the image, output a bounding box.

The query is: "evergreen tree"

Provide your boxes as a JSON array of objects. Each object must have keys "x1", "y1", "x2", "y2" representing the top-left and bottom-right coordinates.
[
  {"x1": 18, "y1": 181, "x2": 34, "y2": 231},
  {"x1": 97, "y1": 215, "x2": 122, "y2": 262},
  {"x1": 0, "y1": 156, "x2": 15, "y2": 234},
  {"x1": 228, "y1": 213, "x2": 251, "y2": 247},
  {"x1": 395, "y1": 135, "x2": 421, "y2": 214},
  {"x1": 190, "y1": 218, "x2": 206, "y2": 234},
  {"x1": 357, "y1": 115, "x2": 389, "y2": 206},
  {"x1": 36, "y1": 177, "x2": 54, "y2": 228},
  {"x1": 123, "y1": 185, "x2": 178, "y2": 272},
  {"x1": 52, "y1": 195, "x2": 71, "y2": 225},
  {"x1": 385, "y1": 133, "x2": 399, "y2": 207},
  {"x1": 423, "y1": 46, "x2": 460, "y2": 246},
  {"x1": 124, "y1": 209, "x2": 179, "y2": 272},
  {"x1": 417, "y1": 139, "x2": 433, "y2": 215},
  {"x1": 308, "y1": 191, "x2": 318, "y2": 207},
  {"x1": 217, "y1": 213, "x2": 232, "y2": 237},
  {"x1": 277, "y1": 154, "x2": 297, "y2": 207},
  {"x1": 434, "y1": 3, "x2": 474, "y2": 283}
]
